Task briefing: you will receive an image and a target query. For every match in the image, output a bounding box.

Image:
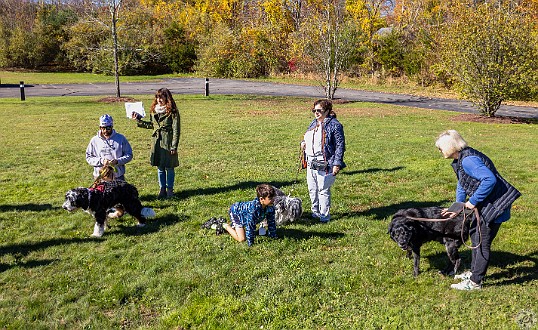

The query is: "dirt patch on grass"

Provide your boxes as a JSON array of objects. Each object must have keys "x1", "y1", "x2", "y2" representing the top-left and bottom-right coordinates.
[
  {"x1": 451, "y1": 113, "x2": 536, "y2": 124},
  {"x1": 98, "y1": 96, "x2": 137, "y2": 103}
]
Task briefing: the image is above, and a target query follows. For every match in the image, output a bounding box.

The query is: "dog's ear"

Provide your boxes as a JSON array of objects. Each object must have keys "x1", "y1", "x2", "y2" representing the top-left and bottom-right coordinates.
[{"x1": 388, "y1": 217, "x2": 396, "y2": 233}]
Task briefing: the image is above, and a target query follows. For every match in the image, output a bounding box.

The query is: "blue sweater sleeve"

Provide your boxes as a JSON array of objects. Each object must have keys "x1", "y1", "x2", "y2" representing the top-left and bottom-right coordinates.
[
  {"x1": 461, "y1": 156, "x2": 497, "y2": 206},
  {"x1": 456, "y1": 182, "x2": 467, "y2": 203},
  {"x1": 245, "y1": 201, "x2": 261, "y2": 247},
  {"x1": 266, "y1": 208, "x2": 277, "y2": 238}
]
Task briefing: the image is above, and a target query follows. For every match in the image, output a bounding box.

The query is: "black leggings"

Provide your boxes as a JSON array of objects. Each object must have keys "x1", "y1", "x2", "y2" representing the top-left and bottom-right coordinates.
[{"x1": 469, "y1": 220, "x2": 502, "y2": 285}]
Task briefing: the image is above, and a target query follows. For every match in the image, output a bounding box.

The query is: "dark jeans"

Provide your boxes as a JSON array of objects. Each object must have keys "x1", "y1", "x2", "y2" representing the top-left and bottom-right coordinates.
[{"x1": 470, "y1": 220, "x2": 502, "y2": 285}]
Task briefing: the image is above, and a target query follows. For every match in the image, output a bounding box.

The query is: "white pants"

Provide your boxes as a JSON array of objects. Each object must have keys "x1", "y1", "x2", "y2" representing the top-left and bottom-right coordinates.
[{"x1": 307, "y1": 167, "x2": 336, "y2": 222}]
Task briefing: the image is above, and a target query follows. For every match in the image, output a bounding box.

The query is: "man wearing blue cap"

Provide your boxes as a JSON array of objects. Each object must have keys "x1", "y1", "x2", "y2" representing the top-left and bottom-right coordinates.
[{"x1": 86, "y1": 114, "x2": 133, "y2": 181}]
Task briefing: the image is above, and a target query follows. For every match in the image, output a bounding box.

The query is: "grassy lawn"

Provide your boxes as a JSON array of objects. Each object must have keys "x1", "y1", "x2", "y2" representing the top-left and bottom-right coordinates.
[
  {"x1": 0, "y1": 94, "x2": 536, "y2": 329},
  {"x1": 0, "y1": 71, "x2": 185, "y2": 85}
]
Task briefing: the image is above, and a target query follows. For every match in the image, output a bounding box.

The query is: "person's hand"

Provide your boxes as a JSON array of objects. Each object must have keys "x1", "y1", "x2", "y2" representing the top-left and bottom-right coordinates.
[
  {"x1": 300, "y1": 141, "x2": 306, "y2": 150},
  {"x1": 465, "y1": 201, "x2": 475, "y2": 210},
  {"x1": 103, "y1": 159, "x2": 118, "y2": 166},
  {"x1": 440, "y1": 208, "x2": 458, "y2": 218},
  {"x1": 131, "y1": 112, "x2": 141, "y2": 120},
  {"x1": 170, "y1": 149, "x2": 177, "y2": 155},
  {"x1": 332, "y1": 165, "x2": 340, "y2": 176}
]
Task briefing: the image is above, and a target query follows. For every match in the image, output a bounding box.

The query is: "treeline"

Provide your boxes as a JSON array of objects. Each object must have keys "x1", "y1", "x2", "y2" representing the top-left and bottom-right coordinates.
[{"x1": 1, "y1": 0, "x2": 537, "y2": 111}]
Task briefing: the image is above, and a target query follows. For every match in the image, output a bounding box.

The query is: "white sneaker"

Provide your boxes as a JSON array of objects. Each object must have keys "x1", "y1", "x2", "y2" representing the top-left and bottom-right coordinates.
[
  {"x1": 451, "y1": 279, "x2": 481, "y2": 291},
  {"x1": 454, "y1": 271, "x2": 472, "y2": 280},
  {"x1": 91, "y1": 223, "x2": 105, "y2": 237},
  {"x1": 141, "y1": 207, "x2": 156, "y2": 219}
]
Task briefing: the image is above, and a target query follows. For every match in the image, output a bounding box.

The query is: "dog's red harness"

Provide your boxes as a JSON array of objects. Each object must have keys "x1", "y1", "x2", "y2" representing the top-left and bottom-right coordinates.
[{"x1": 89, "y1": 183, "x2": 106, "y2": 193}]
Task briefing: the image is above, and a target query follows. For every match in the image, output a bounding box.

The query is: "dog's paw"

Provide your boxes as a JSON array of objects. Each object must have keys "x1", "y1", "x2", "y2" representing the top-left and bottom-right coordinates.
[{"x1": 91, "y1": 223, "x2": 105, "y2": 237}]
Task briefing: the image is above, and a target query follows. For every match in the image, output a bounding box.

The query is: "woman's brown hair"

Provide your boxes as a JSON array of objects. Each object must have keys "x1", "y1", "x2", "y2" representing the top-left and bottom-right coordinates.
[{"x1": 150, "y1": 88, "x2": 179, "y2": 116}]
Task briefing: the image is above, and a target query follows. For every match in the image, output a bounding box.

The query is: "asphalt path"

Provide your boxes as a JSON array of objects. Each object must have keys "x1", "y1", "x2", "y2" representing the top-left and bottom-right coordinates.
[{"x1": 1, "y1": 77, "x2": 536, "y2": 118}]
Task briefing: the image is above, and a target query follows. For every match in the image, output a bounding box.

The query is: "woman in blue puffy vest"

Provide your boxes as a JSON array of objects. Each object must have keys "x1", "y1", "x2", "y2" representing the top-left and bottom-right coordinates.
[
  {"x1": 301, "y1": 99, "x2": 346, "y2": 223},
  {"x1": 436, "y1": 130, "x2": 521, "y2": 290}
]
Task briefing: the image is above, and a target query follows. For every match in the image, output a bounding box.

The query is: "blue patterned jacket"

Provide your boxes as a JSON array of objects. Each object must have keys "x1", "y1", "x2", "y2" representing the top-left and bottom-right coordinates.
[
  {"x1": 230, "y1": 198, "x2": 277, "y2": 246},
  {"x1": 306, "y1": 115, "x2": 346, "y2": 170}
]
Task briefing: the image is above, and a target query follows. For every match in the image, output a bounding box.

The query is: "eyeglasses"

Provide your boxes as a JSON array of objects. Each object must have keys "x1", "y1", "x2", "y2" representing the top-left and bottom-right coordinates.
[
  {"x1": 312, "y1": 108, "x2": 325, "y2": 113},
  {"x1": 100, "y1": 126, "x2": 112, "y2": 130}
]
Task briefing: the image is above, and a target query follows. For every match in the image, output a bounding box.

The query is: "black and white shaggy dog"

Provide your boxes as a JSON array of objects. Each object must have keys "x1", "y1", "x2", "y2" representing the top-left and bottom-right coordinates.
[
  {"x1": 388, "y1": 207, "x2": 470, "y2": 277},
  {"x1": 272, "y1": 186, "x2": 303, "y2": 226},
  {"x1": 62, "y1": 180, "x2": 155, "y2": 237}
]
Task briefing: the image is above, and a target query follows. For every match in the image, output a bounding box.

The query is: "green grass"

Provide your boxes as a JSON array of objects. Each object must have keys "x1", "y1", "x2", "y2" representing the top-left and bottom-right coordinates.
[
  {"x1": 0, "y1": 71, "x2": 188, "y2": 85},
  {"x1": 0, "y1": 94, "x2": 536, "y2": 329}
]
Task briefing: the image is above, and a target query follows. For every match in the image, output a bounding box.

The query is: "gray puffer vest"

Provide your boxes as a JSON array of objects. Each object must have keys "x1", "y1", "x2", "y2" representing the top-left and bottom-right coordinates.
[{"x1": 451, "y1": 147, "x2": 521, "y2": 224}]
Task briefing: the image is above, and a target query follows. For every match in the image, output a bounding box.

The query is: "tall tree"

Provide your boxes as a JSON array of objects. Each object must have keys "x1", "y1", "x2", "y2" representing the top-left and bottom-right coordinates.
[
  {"x1": 300, "y1": 0, "x2": 362, "y2": 99},
  {"x1": 437, "y1": 1, "x2": 538, "y2": 116},
  {"x1": 107, "y1": 0, "x2": 122, "y2": 97}
]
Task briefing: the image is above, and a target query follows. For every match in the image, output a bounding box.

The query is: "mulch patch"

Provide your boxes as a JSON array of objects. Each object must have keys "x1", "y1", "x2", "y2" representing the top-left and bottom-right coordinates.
[
  {"x1": 97, "y1": 96, "x2": 137, "y2": 103},
  {"x1": 451, "y1": 113, "x2": 536, "y2": 124}
]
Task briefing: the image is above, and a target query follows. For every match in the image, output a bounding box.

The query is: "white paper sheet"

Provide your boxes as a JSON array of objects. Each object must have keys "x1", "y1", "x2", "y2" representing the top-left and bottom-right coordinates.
[{"x1": 125, "y1": 102, "x2": 146, "y2": 118}]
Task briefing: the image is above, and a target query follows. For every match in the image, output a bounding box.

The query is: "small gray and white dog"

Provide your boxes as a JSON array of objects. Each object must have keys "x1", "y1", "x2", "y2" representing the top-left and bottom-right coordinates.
[{"x1": 272, "y1": 186, "x2": 303, "y2": 226}]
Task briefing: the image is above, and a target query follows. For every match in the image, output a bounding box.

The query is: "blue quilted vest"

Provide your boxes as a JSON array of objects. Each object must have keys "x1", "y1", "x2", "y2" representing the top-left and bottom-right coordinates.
[{"x1": 451, "y1": 147, "x2": 521, "y2": 224}]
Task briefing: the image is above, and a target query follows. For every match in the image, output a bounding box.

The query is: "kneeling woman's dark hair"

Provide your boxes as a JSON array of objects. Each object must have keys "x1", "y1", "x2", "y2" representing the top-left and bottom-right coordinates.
[{"x1": 256, "y1": 184, "x2": 275, "y2": 199}]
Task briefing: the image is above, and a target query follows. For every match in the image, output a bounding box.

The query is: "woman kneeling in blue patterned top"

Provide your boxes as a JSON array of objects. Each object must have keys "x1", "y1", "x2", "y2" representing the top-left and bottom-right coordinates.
[{"x1": 218, "y1": 184, "x2": 278, "y2": 246}]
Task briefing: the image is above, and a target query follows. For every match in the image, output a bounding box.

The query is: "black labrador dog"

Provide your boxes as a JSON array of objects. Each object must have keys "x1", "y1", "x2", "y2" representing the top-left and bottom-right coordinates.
[{"x1": 388, "y1": 206, "x2": 470, "y2": 277}]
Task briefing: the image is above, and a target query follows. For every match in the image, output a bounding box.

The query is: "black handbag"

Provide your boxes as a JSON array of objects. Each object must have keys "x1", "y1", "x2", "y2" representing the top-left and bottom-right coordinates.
[{"x1": 310, "y1": 159, "x2": 328, "y2": 171}]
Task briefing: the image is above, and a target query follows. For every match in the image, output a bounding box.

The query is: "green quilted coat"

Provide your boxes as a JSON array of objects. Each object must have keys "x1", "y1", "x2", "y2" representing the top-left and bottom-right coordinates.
[{"x1": 137, "y1": 112, "x2": 180, "y2": 168}]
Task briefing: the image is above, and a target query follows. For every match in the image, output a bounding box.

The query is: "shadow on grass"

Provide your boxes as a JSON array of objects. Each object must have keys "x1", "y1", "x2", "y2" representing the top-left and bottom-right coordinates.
[
  {"x1": 332, "y1": 200, "x2": 451, "y2": 221},
  {"x1": 0, "y1": 213, "x2": 186, "y2": 272},
  {"x1": 485, "y1": 250, "x2": 537, "y2": 286},
  {"x1": 111, "y1": 213, "x2": 187, "y2": 236},
  {"x1": 0, "y1": 203, "x2": 59, "y2": 212},
  {"x1": 278, "y1": 227, "x2": 345, "y2": 240},
  {"x1": 340, "y1": 166, "x2": 405, "y2": 176},
  {"x1": 0, "y1": 237, "x2": 92, "y2": 273},
  {"x1": 424, "y1": 249, "x2": 537, "y2": 285},
  {"x1": 140, "y1": 180, "x2": 297, "y2": 202},
  {"x1": 0, "y1": 259, "x2": 57, "y2": 273}
]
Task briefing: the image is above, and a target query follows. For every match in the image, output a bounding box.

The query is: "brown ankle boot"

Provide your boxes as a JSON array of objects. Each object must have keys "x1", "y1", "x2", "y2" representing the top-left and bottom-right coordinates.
[{"x1": 158, "y1": 188, "x2": 166, "y2": 199}]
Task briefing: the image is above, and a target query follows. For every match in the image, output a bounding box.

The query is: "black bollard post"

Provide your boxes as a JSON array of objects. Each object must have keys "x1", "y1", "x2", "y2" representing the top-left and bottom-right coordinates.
[
  {"x1": 204, "y1": 78, "x2": 209, "y2": 97},
  {"x1": 20, "y1": 81, "x2": 25, "y2": 101}
]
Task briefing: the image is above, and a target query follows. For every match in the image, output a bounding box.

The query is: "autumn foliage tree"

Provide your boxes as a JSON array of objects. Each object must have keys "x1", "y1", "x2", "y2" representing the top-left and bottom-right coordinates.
[
  {"x1": 1, "y1": 0, "x2": 538, "y2": 105},
  {"x1": 437, "y1": 1, "x2": 538, "y2": 116}
]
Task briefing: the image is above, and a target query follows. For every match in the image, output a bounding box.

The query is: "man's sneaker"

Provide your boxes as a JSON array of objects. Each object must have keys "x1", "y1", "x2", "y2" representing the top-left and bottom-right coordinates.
[
  {"x1": 215, "y1": 222, "x2": 226, "y2": 235},
  {"x1": 201, "y1": 217, "x2": 217, "y2": 229},
  {"x1": 454, "y1": 271, "x2": 472, "y2": 280},
  {"x1": 450, "y1": 279, "x2": 481, "y2": 291}
]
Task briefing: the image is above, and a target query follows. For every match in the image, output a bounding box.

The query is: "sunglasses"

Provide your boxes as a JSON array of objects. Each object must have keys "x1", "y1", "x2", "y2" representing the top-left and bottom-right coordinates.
[
  {"x1": 100, "y1": 126, "x2": 113, "y2": 130},
  {"x1": 312, "y1": 108, "x2": 325, "y2": 113}
]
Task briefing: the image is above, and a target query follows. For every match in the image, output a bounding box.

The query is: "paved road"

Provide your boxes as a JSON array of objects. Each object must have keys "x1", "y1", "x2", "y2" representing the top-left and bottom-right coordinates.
[{"x1": 1, "y1": 77, "x2": 536, "y2": 118}]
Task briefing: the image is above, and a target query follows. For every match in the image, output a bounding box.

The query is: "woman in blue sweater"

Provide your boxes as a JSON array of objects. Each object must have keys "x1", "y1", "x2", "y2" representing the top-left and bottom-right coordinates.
[{"x1": 436, "y1": 130, "x2": 521, "y2": 290}]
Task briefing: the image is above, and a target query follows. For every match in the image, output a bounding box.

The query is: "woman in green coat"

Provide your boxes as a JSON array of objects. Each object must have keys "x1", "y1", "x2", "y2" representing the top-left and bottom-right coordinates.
[{"x1": 132, "y1": 88, "x2": 180, "y2": 198}]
